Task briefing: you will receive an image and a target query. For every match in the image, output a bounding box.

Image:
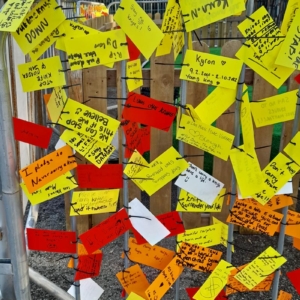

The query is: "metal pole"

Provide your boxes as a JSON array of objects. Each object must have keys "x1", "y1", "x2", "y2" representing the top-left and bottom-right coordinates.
[
  {"x1": 226, "y1": 0, "x2": 254, "y2": 264},
  {"x1": 271, "y1": 86, "x2": 300, "y2": 300},
  {"x1": 0, "y1": 29, "x2": 31, "y2": 300}
]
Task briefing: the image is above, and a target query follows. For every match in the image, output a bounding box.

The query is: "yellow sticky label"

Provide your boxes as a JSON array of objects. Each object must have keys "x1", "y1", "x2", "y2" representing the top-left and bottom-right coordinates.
[
  {"x1": 251, "y1": 90, "x2": 298, "y2": 127},
  {"x1": 185, "y1": 104, "x2": 201, "y2": 121},
  {"x1": 179, "y1": 0, "x2": 245, "y2": 32},
  {"x1": 47, "y1": 86, "x2": 68, "y2": 123},
  {"x1": 252, "y1": 152, "x2": 300, "y2": 205},
  {"x1": 193, "y1": 260, "x2": 232, "y2": 300},
  {"x1": 12, "y1": 0, "x2": 66, "y2": 54},
  {"x1": 126, "y1": 59, "x2": 143, "y2": 92},
  {"x1": 284, "y1": 131, "x2": 300, "y2": 165},
  {"x1": 70, "y1": 189, "x2": 119, "y2": 216},
  {"x1": 156, "y1": 0, "x2": 180, "y2": 57},
  {"x1": 127, "y1": 292, "x2": 145, "y2": 300},
  {"x1": 281, "y1": 0, "x2": 299, "y2": 35},
  {"x1": 234, "y1": 246, "x2": 287, "y2": 290},
  {"x1": 176, "y1": 114, "x2": 235, "y2": 161},
  {"x1": 180, "y1": 49, "x2": 243, "y2": 89},
  {"x1": 58, "y1": 98, "x2": 120, "y2": 144},
  {"x1": 64, "y1": 29, "x2": 129, "y2": 70},
  {"x1": 173, "y1": 17, "x2": 185, "y2": 61},
  {"x1": 134, "y1": 147, "x2": 189, "y2": 196},
  {"x1": 21, "y1": 171, "x2": 78, "y2": 205},
  {"x1": 114, "y1": 0, "x2": 164, "y2": 59},
  {"x1": 18, "y1": 56, "x2": 66, "y2": 92},
  {"x1": 60, "y1": 130, "x2": 115, "y2": 168},
  {"x1": 0, "y1": 0, "x2": 34, "y2": 32},
  {"x1": 176, "y1": 188, "x2": 225, "y2": 212},
  {"x1": 276, "y1": 9, "x2": 300, "y2": 70},
  {"x1": 195, "y1": 86, "x2": 236, "y2": 125},
  {"x1": 212, "y1": 217, "x2": 234, "y2": 252},
  {"x1": 230, "y1": 146, "x2": 263, "y2": 198}
]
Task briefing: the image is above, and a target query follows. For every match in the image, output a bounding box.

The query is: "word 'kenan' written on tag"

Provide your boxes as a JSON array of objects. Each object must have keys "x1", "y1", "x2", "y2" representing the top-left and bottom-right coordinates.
[
  {"x1": 175, "y1": 162, "x2": 224, "y2": 205},
  {"x1": 60, "y1": 130, "x2": 115, "y2": 168},
  {"x1": 27, "y1": 228, "x2": 76, "y2": 254},
  {"x1": 176, "y1": 188, "x2": 226, "y2": 212},
  {"x1": 177, "y1": 114, "x2": 235, "y2": 161},
  {"x1": 180, "y1": 49, "x2": 243, "y2": 89},
  {"x1": 74, "y1": 253, "x2": 103, "y2": 281},
  {"x1": 47, "y1": 86, "x2": 68, "y2": 123},
  {"x1": 21, "y1": 171, "x2": 78, "y2": 205},
  {"x1": 77, "y1": 164, "x2": 123, "y2": 189},
  {"x1": 19, "y1": 145, "x2": 77, "y2": 193},
  {"x1": 79, "y1": 208, "x2": 132, "y2": 254},
  {"x1": 12, "y1": 0, "x2": 66, "y2": 54},
  {"x1": 122, "y1": 92, "x2": 177, "y2": 131},
  {"x1": 227, "y1": 199, "x2": 283, "y2": 236},
  {"x1": 18, "y1": 56, "x2": 66, "y2": 92},
  {"x1": 70, "y1": 189, "x2": 119, "y2": 216},
  {"x1": 13, "y1": 117, "x2": 52, "y2": 149},
  {"x1": 58, "y1": 98, "x2": 120, "y2": 145}
]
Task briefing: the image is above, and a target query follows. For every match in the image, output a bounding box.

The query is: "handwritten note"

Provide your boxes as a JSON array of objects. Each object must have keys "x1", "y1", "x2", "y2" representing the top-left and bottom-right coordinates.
[
  {"x1": 114, "y1": 0, "x2": 164, "y2": 59},
  {"x1": 19, "y1": 145, "x2": 77, "y2": 193},
  {"x1": 67, "y1": 278, "x2": 104, "y2": 300},
  {"x1": 277, "y1": 290, "x2": 293, "y2": 300},
  {"x1": 79, "y1": 209, "x2": 132, "y2": 254},
  {"x1": 172, "y1": 17, "x2": 184, "y2": 61},
  {"x1": 74, "y1": 253, "x2": 103, "y2": 281},
  {"x1": 27, "y1": 228, "x2": 76, "y2": 253},
  {"x1": 145, "y1": 257, "x2": 183, "y2": 300},
  {"x1": 77, "y1": 164, "x2": 123, "y2": 189},
  {"x1": 134, "y1": 147, "x2": 189, "y2": 196},
  {"x1": 212, "y1": 217, "x2": 234, "y2": 251},
  {"x1": 116, "y1": 264, "x2": 150, "y2": 298},
  {"x1": 251, "y1": 90, "x2": 298, "y2": 127},
  {"x1": 234, "y1": 246, "x2": 287, "y2": 290},
  {"x1": 284, "y1": 131, "x2": 300, "y2": 166},
  {"x1": 281, "y1": 0, "x2": 299, "y2": 35},
  {"x1": 179, "y1": 0, "x2": 245, "y2": 32},
  {"x1": 176, "y1": 188, "x2": 225, "y2": 212},
  {"x1": 286, "y1": 268, "x2": 300, "y2": 294},
  {"x1": 47, "y1": 86, "x2": 68, "y2": 123},
  {"x1": 68, "y1": 243, "x2": 101, "y2": 268},
  {"x1": 176, "y1": 114, "x2": 235, "y2": 161},
  {"x1": 18, "y1": 56, "x2": 66, "y2": 92},
  {"x1": 278, "y1": 210, "x2": 300, "y2": 239},
  {"x1": 13, "y1": 117, "x2": 52, "y2": 149},
  {"x1": 180, "y1": 49, "x2": 243, "y2": 89},
  {"x1": 21, "y1": 171, "x2": 78, "y2": 205},
  {"x1": 252, "y1": 152, "x2": 300, "y2": 205},
  {"x1": 126, "y1": 237, "x2": 175, "y2": 270},
  {"x1": 60, "y1": 130, "x2": 115, "y2": 168},
  {"x1": 126, "y1": 59, "x2": 143, "y2": 92},
  {"x1": 12, "y1": 0, "x2": 66, "y2": 54}
]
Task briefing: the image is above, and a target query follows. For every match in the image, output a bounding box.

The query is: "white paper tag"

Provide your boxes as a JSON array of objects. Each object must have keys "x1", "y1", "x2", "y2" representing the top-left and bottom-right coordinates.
[
  {"x1": 175, "y1": 162, "x2": 224, "y2": 205},
  {"x1": 129, "y1": 198, "x2": 170, "y2": 246},
  {"x1": 55, "y1": 138, "x2": 67, "y2": 150},
  {"x1": 67, "y1": 278, "x2": 104, "y2": 300}
]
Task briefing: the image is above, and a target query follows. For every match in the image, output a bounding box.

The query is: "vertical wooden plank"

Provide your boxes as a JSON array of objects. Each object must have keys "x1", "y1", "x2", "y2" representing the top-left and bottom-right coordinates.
[
  {"x1": 221, "y1": 21, "x2": 227, "y2": 47},
  {"x1": 231, "y1": 21, "x2": 238, "y2": 39},
  {"x1": 182, "y1": 41, "x2": 210, "y2": 229},
  {"x1": 149, "y1": 51, "x2": 174, "y2": 215},
  {"x1": 210, "y1": 24, "x2": 215, "y2": 47},
  {"x1": 211, "y1": 40, "x2": 242, "y2": 224}
]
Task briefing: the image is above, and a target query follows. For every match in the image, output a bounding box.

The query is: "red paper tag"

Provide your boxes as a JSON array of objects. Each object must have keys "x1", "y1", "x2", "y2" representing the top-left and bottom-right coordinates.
[
  {"x1": 79, "y1": 209, "x2": 132, "y2": 254},
  {"x1": 137, "y1": 126, "x2": 150, "y2": 154},
  {"x1": 77, "y1": 164, "x2": 123, "y2": 189},
  {"x1": 126, "y1": 35, "x2": 140, "y2": 61},
  {"x1": 294, "y1": 74, "x2": 300, "y2": 84},
  {"x1": 27, "y1": 228, "x2": 76, "y2": 254},
  {"x1": 74, "y1": 253, "x2": 103, "y2": 281},
  {"x1": 133, "y1": 211, "x2": 185, "y2": 244},
  {"x1": 287, "y1": 268, "x2": 300, "y2": 294},
  {"x1": 186, "y1": 287, "x2": 226, "y2": 300},
  {"x1": 13, "y1": 117, "x2": 52, "y2": 149},
  {"x1": 122, "y1": 92, "x2": 177, "y2": 131}
]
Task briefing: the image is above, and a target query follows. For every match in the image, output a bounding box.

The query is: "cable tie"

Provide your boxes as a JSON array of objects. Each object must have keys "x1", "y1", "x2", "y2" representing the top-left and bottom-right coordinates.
[
  {"x1": 120, "y1": 42, "x2": 128, "y2": 46},
  {"x1": 121, "y1": 76, "x2": 152, "y2": 81},
  {"x1": 88, "y1": 96, "x2": 127, "y2": 100},
  {"x1": 62, "y1": 83, "x2": 81, "y2": 89},
  {"x1": 123, "y1": 205, "x2": 131, "y2": 209},
  {"x1": 258, "y1": 255, "x2": 283, "y2": 259},
  {"x1": 53, "y1": 33, "x2": 66, "y2": 38},
  {"x1": 118, "y1": 5, "x2": 125, "y2": 9},
  {"x1": 61, "y1": 275, "x2": 80, "y2": 287},
  {"x1": 238, "y1": 81, "x2": 245, "y2": 85},
  {"x1": 289, "y1": 141, "x2": 296, "y2": 146},
  {"x1": 123, "y1": 161, "x2": 149, "y2": 168},
  {"x1": 255, "y1": 145, "x2": 271, "y2": 149},
  {"x1": 176, "y1": 154, "x2": 204, "y2": 160},
  {"x1": 70, "y1": 203, "x2": 81, "y2": 215},
  {"x1": 246, "y1": 15, "x2": 255, "y2": 22},
  {"x1": 242, "y1": 43, "x2": 251, "y2": 48},
  {"x1": 155, "y1": 62, "x2": 190, "y2": 67},
  {"x1": 70, "y1": 238, "x2": 80, "y2": 244},
  {"x1": 59, "y1": 68, "x2": 71, "y2": 72},
  {"x1": 193, "y1": 30, "x2": 202, "y2": 46},
  {"x1": 66, "y1": 16, "x2": 85, "y2": 20},
  {"x1": 122, "y1": 104, "x2": 152, "y2": 110},
  {"x1": 235, "y1": 97, "x2": 244, "y2": 103}
]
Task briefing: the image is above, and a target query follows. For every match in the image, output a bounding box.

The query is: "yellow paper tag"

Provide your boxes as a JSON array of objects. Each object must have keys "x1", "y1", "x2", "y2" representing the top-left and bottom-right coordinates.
[
  {"x1": 12, "y1": 0, "x2": 66, "y2": 54},
  {"x1": 276, "y1": 9, "x2": 300, "y2": 70},
  {"x1": 176, "y1": 114, "x2": 235, "y2": 161},
  {"x1": 193, "y1": 259, "x2": 232, "y2": 300},
  {"x1": 230, "y1": 146, "x2": 263, "y2": 198},
  {"x1": 60, "y1": 130, "x2": 115, "y2": 168},
  {"x1": 64, "y1": 29, "x2": 129, "y2": 70},
  {"x1": 281, "y1": 0, "x2": 299, "y2": 35},
  {"x1": 0, "y1": 0, "x2": 34, "y2": 32},
  {"x1": 195, "y1": 86, "x2": 236, "y2": 125},
  {"x1": 114, "y1": 0, "x2": 164, "y2": 59},
  {"x1": 250, "y1": 90, "x2": 298, "y2": 127},
  {"x1": 284, "y1": 131, "x2": 300, "y2": 165},
  {"x1": 176, "y1": 188, "x2": 225, "y2": 212},
  {"x1": 188, "y1": 32, "x2": 193, "y2": 50},
  {"x1": 179, "y1": 0, "x2": 245, "y2": 32},
  {"x1": 58, "y1": 98, "x2": 120, "y2": 144},
  {"x1": 18, "y1": 56, "x2": 66, "y2": 92},
  {"x1": 234, "y1": 246, "x2": 287, "y2": 290},
  {"x1": 212, "y1": 217, "x2": 234, "y2": 252},
  {"x1": 156, "y1": 0, "x2": 180, "y2": 57},
  {"x1": 70, "y1": 189, "x2": 119, "y2": 216},
  {"x1": 21, "y1": 171, "x2": 78, "y2": 205},
  {"x1": 134, "y1": 147, "x2": 189, "y2": 196},
  {"x1": 127, "y1": 292, "x2": 145, "y2": 300},
  {"x1": 180, "y1": 49, "x2": 243, "y2": 89},
  {"x1": 126, "y1": 59, "x2": 143, "y2": 92},
  {"x1": 47, "y1": 86, "x2": 68, "y2": 123},
  {"x1": 173, "y1": 17, "x2": 185, "y2": 61}
]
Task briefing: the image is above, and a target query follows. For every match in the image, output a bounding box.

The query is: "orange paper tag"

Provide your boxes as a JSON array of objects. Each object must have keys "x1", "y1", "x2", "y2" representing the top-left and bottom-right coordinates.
[
  {"x1": 277, "y1": 290, "x2": 292, "y2": 300},
  {"x1": 293, "y1": 237, "x2": 300, "y2": 250},
  {"x1": 264, "y1": 195, "x2": 294, "y2": 211},
  {"x1": 68, "y1": 243, "x2": 101, "y2": 268},
  {"x1": 277, "y1": 210, "x2": 300, "y2": 239}
]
